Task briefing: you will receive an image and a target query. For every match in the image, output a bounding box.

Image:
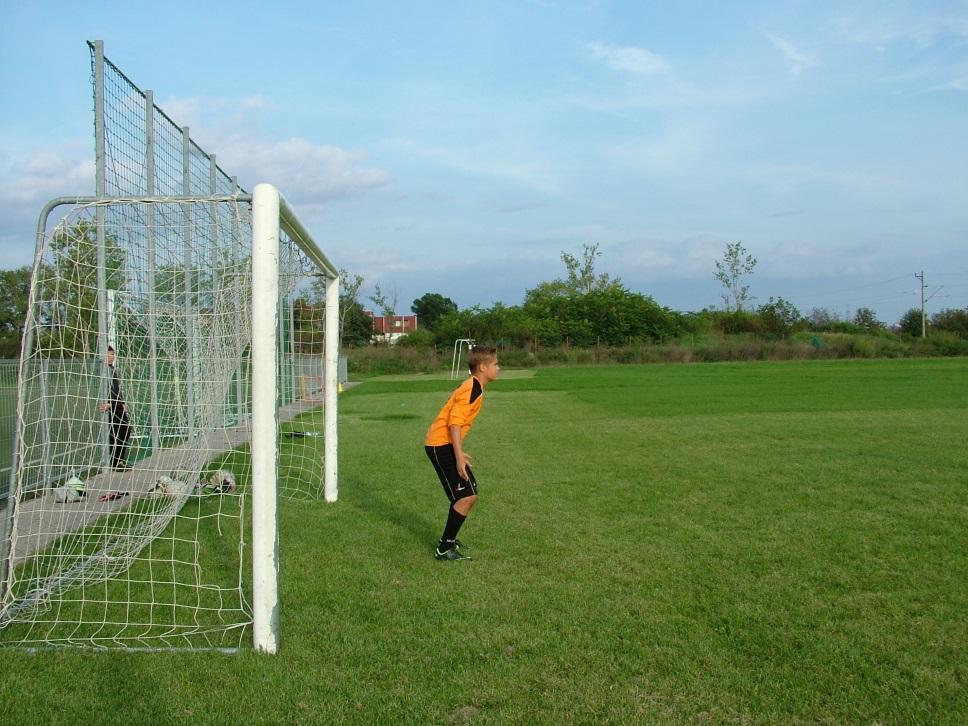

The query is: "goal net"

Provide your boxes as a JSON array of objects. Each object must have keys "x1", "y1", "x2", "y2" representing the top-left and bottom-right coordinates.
[{"x1": 0, "y1": 186, "x2": 338, "y2": 652}]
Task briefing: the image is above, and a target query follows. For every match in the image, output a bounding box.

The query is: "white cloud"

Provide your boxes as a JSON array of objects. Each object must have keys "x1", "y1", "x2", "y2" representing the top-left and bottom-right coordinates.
[
  {"x1": 217, "y1": 135, "x2": 391, "y2": 208},
  {"x1": 390, "y1": 139, "x2": 559, "y2": 193},
  {"x1": 0, "y1": 141, "x2": 94, "y2": 266},
  {"x1": 1, "y1": 143, "x2": 93, "y2": 204},
  {"x1": 825, "y1": 3, "x2": 968, "y2": 49},
  {"x1": 241, "y1": 95, "x2": 268, "y2": 110},
  {"x1": 926, "y1": 74, "x2": 968, "y2": 92},
  {"x1": 585, "y1": 42, "x2": 668, "y2": 75},
  {"x1": 761, "y1": 31, "x2": 817, "y2": 75}
]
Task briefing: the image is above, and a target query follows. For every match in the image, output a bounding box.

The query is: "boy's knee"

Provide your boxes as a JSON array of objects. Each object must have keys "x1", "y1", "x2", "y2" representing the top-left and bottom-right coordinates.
[{"x1": 454, "y1": 495, "x2": 477, "y2": 514}]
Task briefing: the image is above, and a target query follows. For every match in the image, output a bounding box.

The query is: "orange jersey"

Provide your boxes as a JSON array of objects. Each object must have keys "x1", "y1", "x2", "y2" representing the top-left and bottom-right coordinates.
[{"x1": 425, "y1": 376, "x2": 485, "y2": 446}]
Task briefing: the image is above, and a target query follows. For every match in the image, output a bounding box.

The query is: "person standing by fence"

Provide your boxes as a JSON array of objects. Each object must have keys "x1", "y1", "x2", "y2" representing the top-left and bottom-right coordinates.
[{"x1": 98, "y1": 345, "x2": 131, "y2": 471}]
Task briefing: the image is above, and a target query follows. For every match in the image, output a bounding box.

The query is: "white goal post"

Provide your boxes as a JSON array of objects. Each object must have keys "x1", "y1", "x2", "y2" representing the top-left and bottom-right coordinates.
[{"x1": 251, "y1": 183, "x2": 339, "y2": 653}]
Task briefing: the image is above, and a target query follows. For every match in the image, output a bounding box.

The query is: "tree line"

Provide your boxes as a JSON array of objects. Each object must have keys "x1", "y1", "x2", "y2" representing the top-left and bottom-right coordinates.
[
  {"x1": 2, "y1": 238, "x2": 967, "y2": 360},
  {"x1": 315, "y1": 242, "x2": 968, "y2": 351}
]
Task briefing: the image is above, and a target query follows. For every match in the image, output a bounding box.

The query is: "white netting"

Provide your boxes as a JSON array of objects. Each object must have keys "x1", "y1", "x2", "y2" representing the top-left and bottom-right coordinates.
[{"x1": 0, "y1": 197, "x2": 330, "y2": 649}]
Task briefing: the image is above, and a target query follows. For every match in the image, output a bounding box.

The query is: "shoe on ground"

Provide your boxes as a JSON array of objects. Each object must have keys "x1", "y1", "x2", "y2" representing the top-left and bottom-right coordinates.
[
  {"x1": 454, "y1": 538, "x2": 469, "y2": 551},
  {"x1": 435, "y1": 546, "x2": 471, "y2": 561}
]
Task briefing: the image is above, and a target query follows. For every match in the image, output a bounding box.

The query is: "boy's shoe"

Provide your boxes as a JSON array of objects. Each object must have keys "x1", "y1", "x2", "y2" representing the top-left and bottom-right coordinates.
[
  {"x1": 454, "y1": 538, "x2": 469, "y2": 551},
  {"x1": 435, "y1": 546, "x2": 471, "y2": 561}
]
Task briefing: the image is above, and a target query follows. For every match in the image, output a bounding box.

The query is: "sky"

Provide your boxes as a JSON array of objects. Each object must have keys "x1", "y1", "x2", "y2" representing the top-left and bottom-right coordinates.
[{"x1": 1, "y1": 0, "x2": 967, "y2": 325}]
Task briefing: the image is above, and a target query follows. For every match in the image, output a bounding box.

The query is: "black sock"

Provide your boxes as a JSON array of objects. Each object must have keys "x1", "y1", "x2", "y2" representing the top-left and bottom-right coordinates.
[{"x1": 439, "y1": 506, "x2": 466, "y2": 549}]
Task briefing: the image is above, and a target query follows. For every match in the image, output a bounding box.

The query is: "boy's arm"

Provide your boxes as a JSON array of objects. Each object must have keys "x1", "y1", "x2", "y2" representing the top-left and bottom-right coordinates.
[{"x1": 449, "y1": 424, "x2": 472, "y2": 480}]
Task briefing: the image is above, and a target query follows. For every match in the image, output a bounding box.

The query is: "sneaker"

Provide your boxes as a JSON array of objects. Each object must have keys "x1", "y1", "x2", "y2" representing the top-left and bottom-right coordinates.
[
  {"x1": 434, "y1": 546, "x2": 471, "y2": 561},
  {"x1": 454, "y1": 538, "x2": 469, "y2": 551}
]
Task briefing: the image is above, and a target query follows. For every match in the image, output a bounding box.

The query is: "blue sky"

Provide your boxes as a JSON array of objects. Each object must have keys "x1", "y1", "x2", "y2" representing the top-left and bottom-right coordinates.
[{"x1": 2, "y1": 0, "x2": 967, "y2": 324}]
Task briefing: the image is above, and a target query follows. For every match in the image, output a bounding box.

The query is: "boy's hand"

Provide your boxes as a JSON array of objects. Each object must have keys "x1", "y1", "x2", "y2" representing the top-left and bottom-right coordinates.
[
  {"x1": 456, "y1": 452, "x2": 473, "y2": 481},
  {"x1": 98, "y1": 402, "x2": 109, "y2": 413}
]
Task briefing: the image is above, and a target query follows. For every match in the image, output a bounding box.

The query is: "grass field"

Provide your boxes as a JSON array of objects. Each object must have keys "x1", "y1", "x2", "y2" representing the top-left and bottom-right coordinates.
[{"x1": 1, "y1": 358, "x2": 966, "y2": 723}]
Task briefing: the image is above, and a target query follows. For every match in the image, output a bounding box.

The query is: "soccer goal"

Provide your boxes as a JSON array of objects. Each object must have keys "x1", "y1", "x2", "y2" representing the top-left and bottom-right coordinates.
[
  {"x1": 0, "y1": 184, "x2": 338, "y2": 653},
  {"x1": 451, "y1": 338, "x2": 476, "y2": 379}
]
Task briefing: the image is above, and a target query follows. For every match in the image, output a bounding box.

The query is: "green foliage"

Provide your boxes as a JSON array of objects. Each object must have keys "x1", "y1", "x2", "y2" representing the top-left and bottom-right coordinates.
[
  {"x1": 308, "y1": 267, "x2": 367, "y2": 347},
  {"x1": 410, "y1": 292, "x2": 457, "y2": 330},
  {"x1": 37, "y1": 221, "x2": 126, "y2": 355},
  {"x1": 898, "y1": 308, "x2": 924, "y2": 337},
  {"x1": 713, "y1": 240, "x2": 757, "y2": 311},
  {"x1": 0, "y1": 336, "x2": 20, "y2": 358},
  {"x1": 931, "y1": 307, "x2": 968, "y2": 338},
  {"x1": 0, "y1": 266, "x2": 31, "y2": 336},
  {"x1": 341, "y1": 301, "x2": 374, "y2": 347},
  {"x1": 521, "y1": 283, "x2": 679, "y2": 347},
  {"x1": 395, "y1": 328, "x2": 435, "y2": 347},
  {"x1": 852, "y1": 306, "x2": 884, "y2": 332},
  {"x1": 559, "y1": 242, "x2": 619, "y2": 294},
  {"x1": 345, "y1": 344, "x2": 440, "y2": 376},
  {"x1": 756, "y1": 297, "x2": 803, "y2": 338},
  {"x1": 913, "y1": 330, "x2": 968, "y2": 356}
]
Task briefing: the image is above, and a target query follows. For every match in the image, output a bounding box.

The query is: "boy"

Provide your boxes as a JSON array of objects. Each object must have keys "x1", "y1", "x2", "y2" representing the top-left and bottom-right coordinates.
[
  {"x1": 98, "y1": 345, "x2": 131, "y2": 471},
  {"x1": 425, "y1": 345, "x2": 500, "y2": 561}
]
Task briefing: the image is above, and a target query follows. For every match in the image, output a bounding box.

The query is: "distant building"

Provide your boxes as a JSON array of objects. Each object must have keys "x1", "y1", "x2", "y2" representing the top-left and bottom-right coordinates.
[{"x1": 365, "y1": 312, "x2": 418, "y2": 344}]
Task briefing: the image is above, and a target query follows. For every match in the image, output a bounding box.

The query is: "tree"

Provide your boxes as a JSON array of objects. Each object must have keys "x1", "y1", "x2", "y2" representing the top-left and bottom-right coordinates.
[
  {"x1": 0, "y1": 266, "x2": 31, "y2": 336},
  {"x1": 852, "y1": 307, "x2": 883, "y2": 332},
  {"x1": 307, "y1": 267, "x2": 371, "y2": 347},
  {"x1": 37, "y1": 221, "x2": 127, "y2": 355},
  {"x1": 931, "y1": 307, "x2": 968, "y2": 338},
  {"x1": 411, "y1": 292, "x2": 458, "y2": 330},
  {"x1": 368, "y1": 283, "x2": 398, "y2": 343},
  {"x1": 806, "y1": 307, "x2": 839, "y2": 330},
  {"x1": 335, "y1": 268, "x2": 366, "y2": 346},
  {"x1": 560, "y1": 243, "x2": 619, "y2": 294},
  {"x1": 341, "y1": 300, "x2": 374, "y2": 346},
  {"x1": 897, "y1": 308, "x2": 923, "y2": 338},
  {"x1": 757, "y1": 297, "x2": 802, "y2": 338},
  {"x1": 714, "y1": 241, "x2": 757, "y2": 312}
]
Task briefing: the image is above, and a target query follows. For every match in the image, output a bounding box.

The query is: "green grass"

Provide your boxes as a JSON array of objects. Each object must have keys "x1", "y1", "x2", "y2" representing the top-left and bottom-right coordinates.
[{"x1": 2, "y1": 358, "x2": 966, "y2": 723}]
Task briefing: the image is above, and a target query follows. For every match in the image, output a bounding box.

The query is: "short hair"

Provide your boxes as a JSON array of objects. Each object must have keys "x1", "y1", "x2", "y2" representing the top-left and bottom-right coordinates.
[
  {"x1": 107, "y1": 345, "x2": 115, "y2": 353},
  {"x1": 467, "y1": 345, "x2": 497, "y2": 373}
]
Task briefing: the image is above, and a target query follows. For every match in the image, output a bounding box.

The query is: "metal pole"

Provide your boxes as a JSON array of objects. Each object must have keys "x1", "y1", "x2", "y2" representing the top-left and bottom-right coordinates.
[
  {"x1": 209, "y1": 154, "x2": 222, "y2": 425},
  {"x1": 917, "y1": 271, "x2": 926, "y2": 338},
  {"x1": 146, "y1": 90, "x2": 160, "y2": 454},
  {"x1": 94, "y1": 39, "x2": 110, "y2": 472},
  {"x1": 232, "y1": 176, "x2": 244, "y2": 424},
  {"x1": 1, "y1": 198, "x2": 66, "y2": 597},
  {"x1": 288, "y1": 296, "x2": 296, "y2": 404},
  {"x1": 251, "y1": 183, "x2": 280, "y2": 654},
  {"x1": 324, "y1": 272, "x2": 340, "y2": 503},
  {"x1": 182, "y1": 127, "x2": 195, "y2": 438}
]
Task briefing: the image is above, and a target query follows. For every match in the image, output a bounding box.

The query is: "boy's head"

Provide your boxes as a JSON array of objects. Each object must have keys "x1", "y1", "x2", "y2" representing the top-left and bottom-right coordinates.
[{"x1": 468, "y1": 345, "x2": 499, "y2": 382}]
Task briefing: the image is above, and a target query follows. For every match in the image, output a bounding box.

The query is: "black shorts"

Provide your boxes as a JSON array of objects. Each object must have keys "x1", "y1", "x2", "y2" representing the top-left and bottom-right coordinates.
[{"x1": 425, "y1": 444, "x2": 478, "y2": 503}]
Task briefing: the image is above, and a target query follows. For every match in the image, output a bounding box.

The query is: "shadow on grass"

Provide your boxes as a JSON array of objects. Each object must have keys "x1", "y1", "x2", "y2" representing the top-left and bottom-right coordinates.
[{"x1": 351, "y1": 482, "x2": 439, "y2": 549}]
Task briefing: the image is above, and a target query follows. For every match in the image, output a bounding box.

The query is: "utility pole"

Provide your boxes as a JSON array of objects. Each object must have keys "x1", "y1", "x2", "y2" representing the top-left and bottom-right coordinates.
[{"x1": 915, "y1": 272, "x2": 926, "y2": 338}]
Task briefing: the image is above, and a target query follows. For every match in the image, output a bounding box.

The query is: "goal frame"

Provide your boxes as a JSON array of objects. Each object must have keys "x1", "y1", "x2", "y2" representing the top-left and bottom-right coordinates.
[
  {"x1": 251, "y1": 183, "x2": 339, "y2": 653},
  {"x1": 0, "y1": 185, "x2": 338, "y2": 654}
]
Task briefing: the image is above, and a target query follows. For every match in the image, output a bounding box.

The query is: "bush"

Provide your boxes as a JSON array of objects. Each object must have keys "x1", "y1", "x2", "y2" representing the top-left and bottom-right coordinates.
[
  {"x1": 395, "y1": 329, "x2": 435, "y2": 348},
  {"x1": 345, "y1": 345, "x2": 441, "y2": 377},
  {"x1": 931, "y1": 308, "x2": 968, "y2": 338},
  {"x1": 0, "y1": 336, "x2": 20, "y2": 359},
  {"x1": 913, "y1": 331, "x2": 968, "y2": 356}
]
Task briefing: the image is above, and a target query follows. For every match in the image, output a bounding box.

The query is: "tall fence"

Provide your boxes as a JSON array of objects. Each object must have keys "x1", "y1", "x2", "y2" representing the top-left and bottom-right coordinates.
[
  {"x1": 0, "y1": 42, "x2": 343, "y2": 502},
  {"x1": 0, "y1": 361, "x2": 16, "y2": 499},
  {"x1": 92, "y1": 40, "x2": 241, "y2": 198}
]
